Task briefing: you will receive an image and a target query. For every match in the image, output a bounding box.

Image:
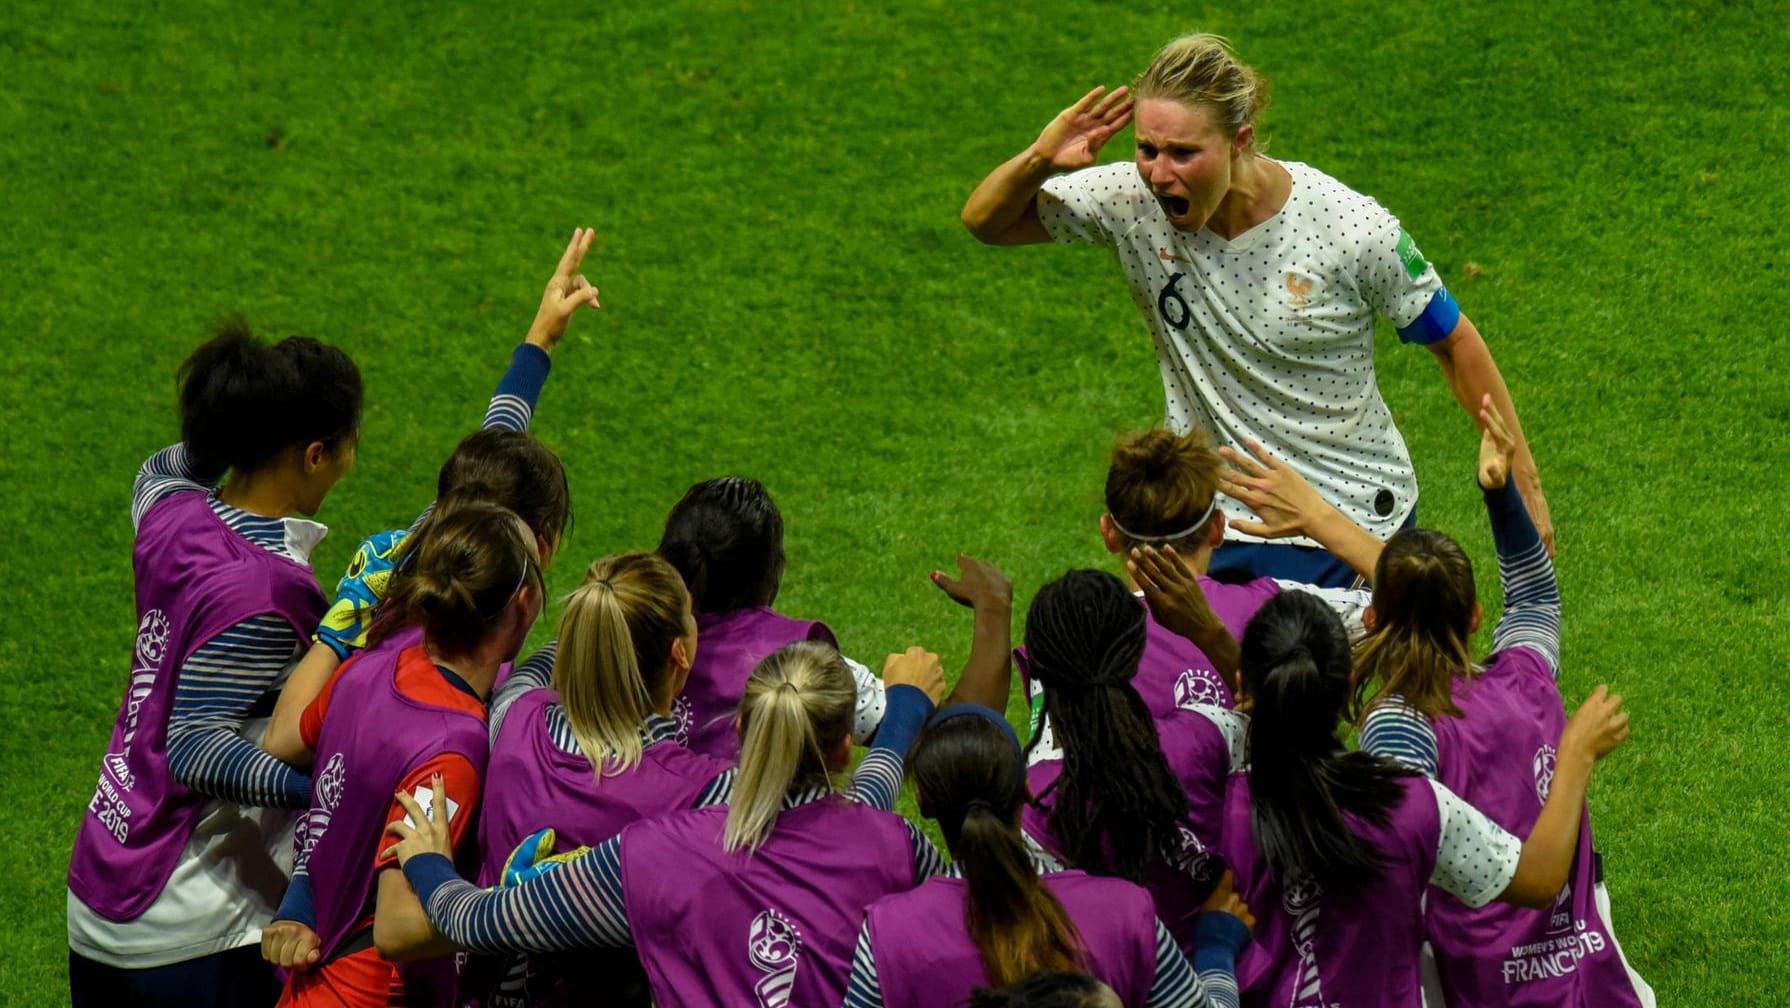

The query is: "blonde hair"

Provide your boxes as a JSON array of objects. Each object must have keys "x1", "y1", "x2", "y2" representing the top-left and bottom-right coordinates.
[
  {"x1": 723, "y1": 641, "x2": 856, "y2": 853},
  {"x1": 553, "y1": 553, "x2": 691, "y2": 780},
  {"x1": 1133, "y1": 33, "x2": 1270, "y2": 152}
]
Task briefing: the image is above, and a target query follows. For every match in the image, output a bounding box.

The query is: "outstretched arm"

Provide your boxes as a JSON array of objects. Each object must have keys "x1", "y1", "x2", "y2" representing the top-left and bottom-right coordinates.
[
  {"x1": 1427, "y1": 313, "x2": 1552, "y2": 553},
  {"x1": 931, "y1": 555, "x2": 1014, "y2": 711},
  {"x1": 1475, "y1": 396, "x2": 1562, "y2": 675},
  {"x1": 1217, "y1": 441, "x2": 1386, "y2": 582},
  {"x1": 962, "y1": 86, "x2": 1133, "y2": 245}
]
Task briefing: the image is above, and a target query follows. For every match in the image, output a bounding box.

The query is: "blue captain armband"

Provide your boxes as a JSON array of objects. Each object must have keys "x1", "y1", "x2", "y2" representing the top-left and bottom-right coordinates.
[{"x1": 1396, "y1": 287, "x2": 1462, "y2": 346}]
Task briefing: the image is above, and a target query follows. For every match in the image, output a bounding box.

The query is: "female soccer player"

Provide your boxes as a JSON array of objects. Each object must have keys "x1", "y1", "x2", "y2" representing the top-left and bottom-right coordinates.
[
  {"x1": 658, "y1": 476, "x2": 1012, "y2": 756},
  {"x1": 67, "y1": 321, "x2": 361, "y2": 1008},
  {"x1": 267, "y1": 503, "x2": 545, "y2": 1007},
  {"x1": 1019, "y1": 570, "x2": 1243, "y2": 953},
  {"x1": 1213, "y1": 398, "x2": 1654, "y2": 1005},
  {"x1": 961, "y1": 33, "x2": 1551, "y2": 583},
  {"x1": 386, "y1": 642, "x2": 950, "y2": 1008},
  {"x1": 257, "y1": 228, "x2": 596, "y2": 762},
  {"x1": 845, "y1": 705, "x2": 1253, "y2": 1008},
  {"x1": 1215, "y1": 589, "x2": 1630, "y2": 1007},
  {"x1": 470, "y1": 552, "x2": 957, "y2": 1006}
]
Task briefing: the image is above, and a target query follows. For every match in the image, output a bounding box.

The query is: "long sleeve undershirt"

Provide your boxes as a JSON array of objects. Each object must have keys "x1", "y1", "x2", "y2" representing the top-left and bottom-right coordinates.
[{"x1": 1359, "y1": 479, "x2": 1563, "y2": 776}]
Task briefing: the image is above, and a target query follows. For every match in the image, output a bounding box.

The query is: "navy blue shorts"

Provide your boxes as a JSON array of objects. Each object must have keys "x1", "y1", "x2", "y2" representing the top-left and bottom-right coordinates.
[
  {"x1": 70, "y1": 944, "x2": 279, "y2": 1008},
  {"x1": 1208, "y1": 509, "x2": 1417, "y2": 589}
]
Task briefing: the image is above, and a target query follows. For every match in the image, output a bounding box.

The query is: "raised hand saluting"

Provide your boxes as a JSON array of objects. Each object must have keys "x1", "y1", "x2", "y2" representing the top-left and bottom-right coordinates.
[
  {"x1": 526, "y1": 227, "x2": 602, "y2": 352},
  {"x1": 1030, "y1": 85, "x2": 1135, "y2": 172}
]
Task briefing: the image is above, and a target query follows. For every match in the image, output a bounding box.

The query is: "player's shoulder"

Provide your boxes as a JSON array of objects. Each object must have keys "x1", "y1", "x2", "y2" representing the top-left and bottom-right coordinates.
[
  {"x1": 1283, "y1": 159, "x2": 1398, "y2": 226},
  {"x1": 1046, "y1": 161, "x2": 1152, "y2": 207}
]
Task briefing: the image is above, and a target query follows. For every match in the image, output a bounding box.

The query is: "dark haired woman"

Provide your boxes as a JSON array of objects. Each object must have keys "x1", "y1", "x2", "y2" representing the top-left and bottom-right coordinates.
[
  {"x1": 658, "y1": 476, "x2": 1013, "y2": 757},
  {"x1": 1216, "y1": 589, "x2": 1629, "y2": 1007},
  {"x1": 1218, "y1": 398, "x2": 1654, "y2": 1005},
  {"x1": 67, "y1": 321, "x2": 362, "y2": 1007},
  {"x1": 845, "y1": 706, "x2": 1253, "y2": 1008},
  {"x1": 1019, "y1": 569, "x2": 1244, "y2": 954},
  {"x1": 271, "y1": 504, "x2": 546, "y2": 1007},
  {"x1": 258, "y1": 230, "x2": 595, "y2": 764}
]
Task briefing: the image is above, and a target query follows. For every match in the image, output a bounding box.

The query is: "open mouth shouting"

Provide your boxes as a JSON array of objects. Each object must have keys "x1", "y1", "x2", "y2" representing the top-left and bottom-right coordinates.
[{"x1": 1155, "y1": 192, "x2": 1192, "y2": 221}]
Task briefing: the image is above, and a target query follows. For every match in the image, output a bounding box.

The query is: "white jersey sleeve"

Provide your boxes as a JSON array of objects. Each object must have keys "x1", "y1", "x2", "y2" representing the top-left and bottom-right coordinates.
[
  {"x1": 1426, "y1": 779, "x2": 1522, "y2": 909},
  {"x1": 1356, "y1": 209, "x2": 1448, "y2": 333},
  {"x1": 1275, "y1": 581, "x2": 1372, "y2": 639},
  {"x1": 842, "y1": 654, "x2": 887, "y2": 745},
  {"x1": 1037, "y1": 163, "x2": 1151, "y2": 247}
]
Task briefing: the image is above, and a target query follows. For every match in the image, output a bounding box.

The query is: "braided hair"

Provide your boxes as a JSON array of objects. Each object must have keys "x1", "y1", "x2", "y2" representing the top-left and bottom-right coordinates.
[
  {"x1": 1023, "y1": 570, "x2": 1190, "y2": 884},
  {"x1": 657, "y1": 476, "x2": 785, "y2": 613}
]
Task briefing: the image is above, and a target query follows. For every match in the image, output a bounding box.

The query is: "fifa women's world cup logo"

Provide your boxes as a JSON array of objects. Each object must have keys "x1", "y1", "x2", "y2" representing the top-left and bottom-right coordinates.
[
  {"x1": 1533, "y1": 744, "x2": 1557, "y2": 804},
  {"x1": 747, "y1": 908, "x2": 802, "y2": 1008},
  {"x1": 1282, "y1": 875, "x2": 1328, "y2": 1008}
]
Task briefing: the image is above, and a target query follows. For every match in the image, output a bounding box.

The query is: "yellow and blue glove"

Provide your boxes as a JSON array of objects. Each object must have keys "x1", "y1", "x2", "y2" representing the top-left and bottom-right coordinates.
[
  {"x1": 499, "y1": 828, "x2": 592, "y2": 889},
  {"x1": 313, "y1": 528, "x2": 409, "y2": 660}
]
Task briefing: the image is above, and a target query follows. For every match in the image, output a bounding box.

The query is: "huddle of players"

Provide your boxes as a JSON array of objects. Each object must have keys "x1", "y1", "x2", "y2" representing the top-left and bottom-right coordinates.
[{"x1": 68, "y1": 227, "x2": 1650, "y2": 1008}]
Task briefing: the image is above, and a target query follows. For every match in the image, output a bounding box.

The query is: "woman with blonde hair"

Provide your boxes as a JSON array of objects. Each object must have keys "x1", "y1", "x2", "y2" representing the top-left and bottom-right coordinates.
[
  {"x1": 962, "y1": 32, "x2": 1552, "y2": 584},
  {"x1": 387, "y1": 641, "x2": 949, "y2": 1008}
]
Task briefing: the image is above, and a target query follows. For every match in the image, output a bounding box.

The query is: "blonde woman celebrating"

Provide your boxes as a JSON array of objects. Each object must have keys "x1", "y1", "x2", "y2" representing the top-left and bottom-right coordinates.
[
  {"x1": 963, "y1": 33, "x2": 1551, "y2": 585},
  {"x1": 387, "y1": 642, "x2": 948, "y2": 1008}
]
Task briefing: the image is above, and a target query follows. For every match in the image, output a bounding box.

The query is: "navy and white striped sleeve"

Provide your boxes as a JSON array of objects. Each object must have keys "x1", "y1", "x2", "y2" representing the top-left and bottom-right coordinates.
[
  {"x1": 406, "y1": 835, "x2": 633, "y2": 953},
  {"x1": 841, "y1": 920, "x2": 886, "y2": 1008},
  {"x1": 1142, "y1": 916, "x2": 1222, "y2": 1008},
  {"x1": 1358, "y1": 695, "x2": 1440, "y2": 778},
  {"x1": 906, "y1": 822, "x2": 947, "y2": 881},
  {"x1": 694, "y1": 767, "x2": 737, "y2": 807},
  {"x1": 1484, "y1": 480, "x2": 1562, "y2": 677},
  {"x1": 489, "y1": 641, "x2": 558, "y2": 745},
  {"x1": 843, "y1": 683, "x2": 934, "y2": 811},
  {"x1": 1185, "y1": 911, "x2": 1249, "y2": 1008},
  {"x1": 166, "y1": 614, "x2": 313, "y2": 808},
  {"x1": 132, "y1": 444, "x2": 223, "y2": 528},
  {"x1": 482, "y1": 344, "x2": 552, "y2": 432}
]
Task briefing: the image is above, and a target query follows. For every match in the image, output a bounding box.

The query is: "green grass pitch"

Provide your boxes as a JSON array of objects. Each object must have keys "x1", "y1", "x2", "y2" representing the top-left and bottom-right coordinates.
[{"x1": 3, "y1": 0, "x2": 1786, "y2": 1001}]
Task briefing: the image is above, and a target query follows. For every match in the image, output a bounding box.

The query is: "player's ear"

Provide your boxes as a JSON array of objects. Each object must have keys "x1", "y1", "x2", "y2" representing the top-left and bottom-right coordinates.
[
  {"x1": 1469, "y1": 602, "x2": 1482, "y2": 635},
  {"x1": 1362, "y1": 606, "x2": 1378, "y2": 633},
  {"x1": 1232, "y1": 122, "x2": 1255, "y2": 158},
  {"x1": 1207, "y1": 512, "x2": 1227, "y2": 549},
  {"x1": 1099, "y1": 514, "x2": 1124, "y2": 554}
]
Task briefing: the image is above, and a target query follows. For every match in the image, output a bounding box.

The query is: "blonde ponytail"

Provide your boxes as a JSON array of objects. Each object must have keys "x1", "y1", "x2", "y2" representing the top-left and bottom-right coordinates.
[
  {"x1": 723, "y1": 641, "x2": 856, "y2": 852},
  {"x1": 554, "y1": 553, "x2": 692, "y2": 781}
]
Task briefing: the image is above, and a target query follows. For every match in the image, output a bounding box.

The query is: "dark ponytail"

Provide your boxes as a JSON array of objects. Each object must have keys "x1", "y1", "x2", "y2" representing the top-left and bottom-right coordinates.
[
  {"x1": 1023, "y1": 570, "x2": 1189, "y2": 884},
  {"x1": 178, "y1": 316, "x2": 361, "y2": 476},
  {"x1": 1242, "y1": 590, "x2": 1413, "y2": 892},
  {"x1": 656, "y1": 476, "x2": 785, "y2": 612},
  {"x1": 911, "y1": 712, "x2": 1083, "y2": 988},
  {"x1": 372, "y1": 501, "x2": 537, "y2": 654}
]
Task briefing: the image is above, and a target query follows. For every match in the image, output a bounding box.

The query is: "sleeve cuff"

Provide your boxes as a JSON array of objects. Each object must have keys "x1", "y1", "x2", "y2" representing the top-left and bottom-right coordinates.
[
  {"x1": 1481, "y1": 479, "x2": 1541, "y2": 553},
  {"x1": 401, "y1": 852, "x2": 461, "y2": 908},
  {"x1": 870, "y1": 685, "x2": 934, "y2": 757},
  {"x1": 1193, "y1": 909, "x2": 1251, "y2": 973},
  {"x1": 273, "y1": 872, "x2": 317, "y2": 928}
]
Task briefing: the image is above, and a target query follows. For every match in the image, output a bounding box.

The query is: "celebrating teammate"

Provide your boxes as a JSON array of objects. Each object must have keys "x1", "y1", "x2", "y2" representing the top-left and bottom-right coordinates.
[
  {"x1": 657, "y1": 477, "x2": 1013, "y2": 756},
  {"x1": 1019, "y1": 570, "x2": 1243, "y2": 953},
  {"x1": 257, "y1": 228, "x2": 595, "y2": 763},
  {"x1": 262, "y1": 504, "x2": 546, "y2": 1006},
  {"x1": 67, "y1": 322, "x2": 361, "y2": 1007},
  {"x1": 1214, "y1": 589, "x2": 1630, "y2": 1006},
  {"x1": 962, "y1": 33, "x2": 1551, "y2": 584},
  {"x1": 845, "y1": 705, "x2": 1253, "y2": 1008},
  {"x1": 386, "y1": 642, "x2": 949, "y2": 1007},
  {"x1": 1224, "y1": 397, "x2": 1654, "y2": 1006}
]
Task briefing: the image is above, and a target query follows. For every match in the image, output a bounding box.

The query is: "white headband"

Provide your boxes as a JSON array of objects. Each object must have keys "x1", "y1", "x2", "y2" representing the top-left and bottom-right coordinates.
[{"x1": 1108, "y1": 495, "x2": 1219, "y2": 545}]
